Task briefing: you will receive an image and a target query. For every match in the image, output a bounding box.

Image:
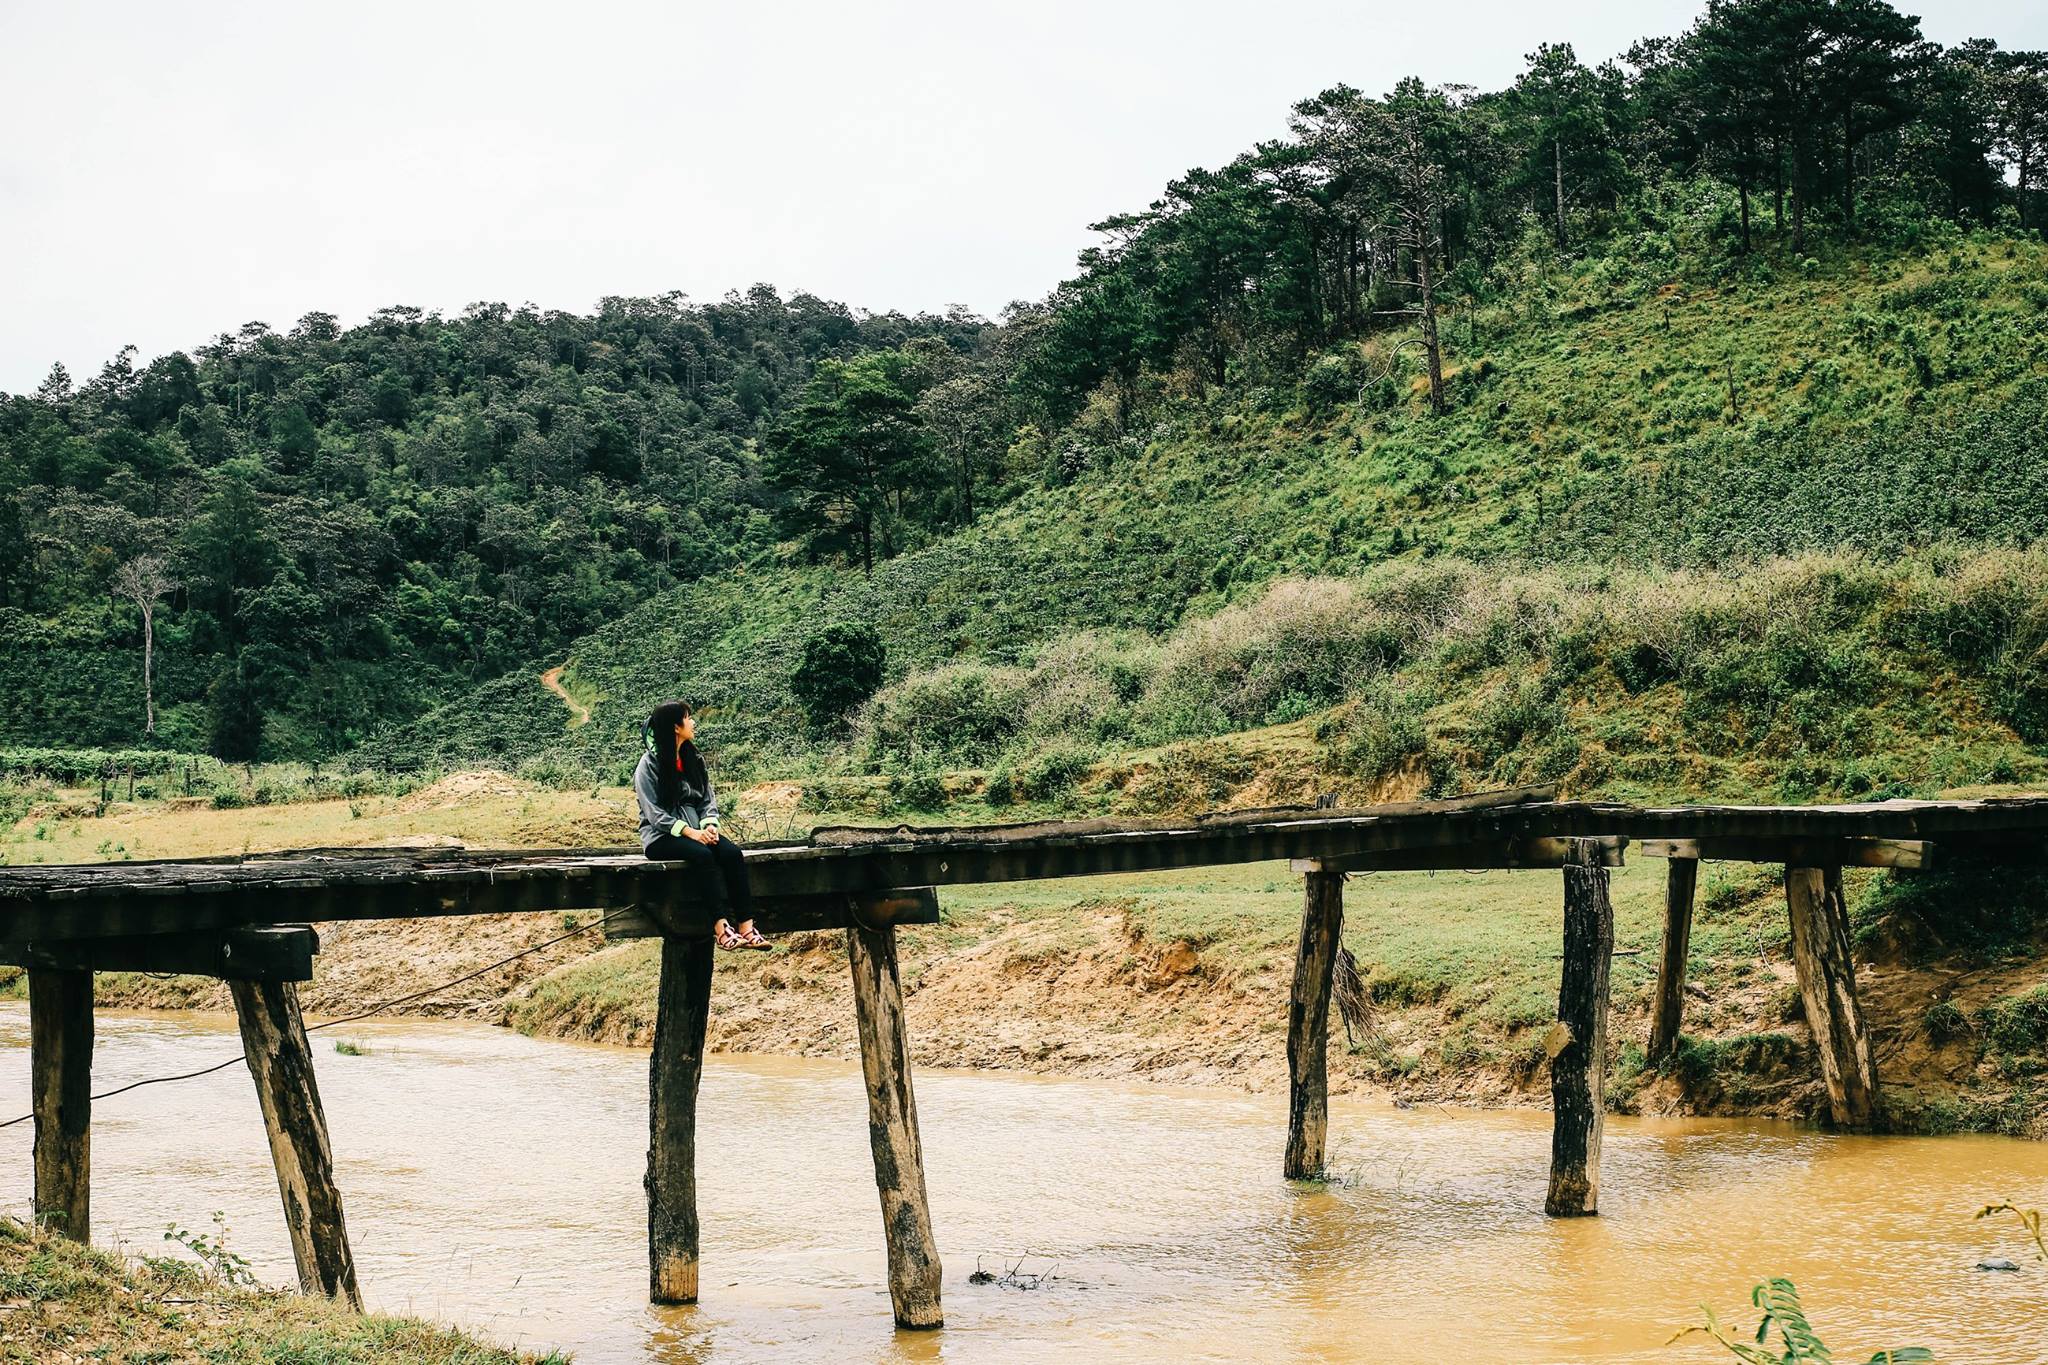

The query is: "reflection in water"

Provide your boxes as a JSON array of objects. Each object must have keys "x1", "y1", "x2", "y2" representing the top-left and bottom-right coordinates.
[{"x1": 2, "y1": 1005, "x2": 2043, "y2": 1363}]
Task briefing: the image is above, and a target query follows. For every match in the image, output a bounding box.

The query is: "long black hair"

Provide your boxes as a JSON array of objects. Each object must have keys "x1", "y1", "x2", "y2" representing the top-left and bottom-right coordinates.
[{"x1": 645, "y1": 699, "x2": 709, "y2": 808}]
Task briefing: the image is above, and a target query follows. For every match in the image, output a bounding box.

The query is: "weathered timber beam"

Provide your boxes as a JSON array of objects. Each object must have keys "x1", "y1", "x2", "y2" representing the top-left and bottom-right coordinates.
[
  {"x1": 646, "y1": 935, "x2": 713, "y2": 1304},
  {"x1": 2, "y1": 926, "x2": 318, "y2": 980},
  {"x1": 1284, "y1": 867, "x2": 1344, "y2": 1180},
  {"x1": 846, "y1": 907, "x2": 943, "y2": 1329},
  {"x1": 29, "y1": 969, "x2": 92, "y2": 1241},
  {"x1": 1784, "y1": 867, "x2": 1881, "y2": 1129},
  {"x1": 1293, "y1": 835, "x2": 1625, "y2": 875},
  {"x1": 1646, "y1": 857, "x2": 1698, "y2": 1064},
  {"x1": 1546, "y1": 838, "x2": 1614, "y2": 1217},
  {"x1": 1639, "y1": 837, "x2": 1930, "y2": 869},
  {"x1": 604, "y1": 888, "x2": 940, "y2": 941},
  {"x1": 231, "y1": 979, "x2": 361, "y2": 1307}
]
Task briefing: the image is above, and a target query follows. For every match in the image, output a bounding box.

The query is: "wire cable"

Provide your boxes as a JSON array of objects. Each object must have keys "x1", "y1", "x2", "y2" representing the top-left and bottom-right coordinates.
[{"x1": 0, "y1": 911, "x2": 619, "y2": 1130}]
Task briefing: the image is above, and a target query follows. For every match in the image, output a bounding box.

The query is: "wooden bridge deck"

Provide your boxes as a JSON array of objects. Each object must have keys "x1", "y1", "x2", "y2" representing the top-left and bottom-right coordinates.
[{"x1": 6, "y1": 785, "x2": 2046, "y2": 1327}]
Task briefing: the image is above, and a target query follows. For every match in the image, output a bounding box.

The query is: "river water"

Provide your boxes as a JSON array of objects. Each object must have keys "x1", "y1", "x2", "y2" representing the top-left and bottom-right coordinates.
[{"x1": 2, "y1": 1005, "x2": 2044, "y2": 1363}]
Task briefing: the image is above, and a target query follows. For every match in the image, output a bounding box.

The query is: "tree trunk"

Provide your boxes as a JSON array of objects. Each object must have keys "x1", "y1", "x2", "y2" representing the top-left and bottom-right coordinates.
[
  {"x1": 230, "y1": 979, "x2": 361, "y2": 1307},
  {"x1": 141, "y1": 603, "x2": 156, "y2": 735},
  {"x1": 1284, "y1": 867, "x2": 1344, "y2": 1179},
  {"x1": 1553, "y1": 137, "x2": 1567, "y2": 250},
  {"x1": 1842, "y1": 115, "x2": 1857, "y2": 233},
  {"x1": 1417, "y1": 241, "x2": 1445, "y2": 417},
  {"x1": 1546, "y1": 839, "x2": 1613, "y2": 1217},
  {"x1": 30, "y1": 969, "x2": 92, "y2": 1242},
  {"x1": 1784, "y1": 867, "x2": 1881, "y2": 1129},
  {"x1": 846, "y1": 918, "x2": 943, "y2": 1329},
  {"x1": 1647, "y1": 857, "x2": 1698, "y2": 1063},
  {"x1": 647, "y1": 935, "x2": 714, "y2": 1303}
]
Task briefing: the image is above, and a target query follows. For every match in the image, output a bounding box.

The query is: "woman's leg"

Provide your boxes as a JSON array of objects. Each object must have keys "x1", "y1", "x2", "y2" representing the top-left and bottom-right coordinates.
[
  {"x1": 709, "y1": 836, "x2": 753, "y2": 924},
  {"x1": 644, "y1": 833, "x2": 737, "y2": 924}
]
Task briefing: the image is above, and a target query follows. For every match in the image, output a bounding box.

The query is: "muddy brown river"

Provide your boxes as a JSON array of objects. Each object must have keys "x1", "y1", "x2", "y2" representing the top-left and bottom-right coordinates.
[{"x1": 2, "y1": 1005, "x2": 2044, "y2": 1362}]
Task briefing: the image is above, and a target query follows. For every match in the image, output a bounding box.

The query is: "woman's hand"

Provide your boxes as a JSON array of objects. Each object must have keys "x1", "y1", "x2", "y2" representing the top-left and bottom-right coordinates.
[{"x1": 689, "y1": 825, "x2": 720, "y2": 845}]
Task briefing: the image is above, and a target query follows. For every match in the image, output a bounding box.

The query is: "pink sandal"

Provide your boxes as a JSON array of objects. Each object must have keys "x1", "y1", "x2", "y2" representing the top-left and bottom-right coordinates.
[
  {"x1": 714, "y1": 921, "x2": 746, "y2": 951},
  {"x1": 736, "y1": 924, "x2": 772, "y2": 951}
]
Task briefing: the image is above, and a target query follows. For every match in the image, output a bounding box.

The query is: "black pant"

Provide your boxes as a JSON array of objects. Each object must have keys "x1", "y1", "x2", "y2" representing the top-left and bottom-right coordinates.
[{"x1": 644, "y1": 832, "x2": 753, "y2": 922}]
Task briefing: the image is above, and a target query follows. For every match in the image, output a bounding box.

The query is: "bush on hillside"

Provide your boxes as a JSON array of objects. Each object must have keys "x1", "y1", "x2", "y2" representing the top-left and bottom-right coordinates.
[{"x1": 791, "y1": 623, "x2": 887, "y2": 736}]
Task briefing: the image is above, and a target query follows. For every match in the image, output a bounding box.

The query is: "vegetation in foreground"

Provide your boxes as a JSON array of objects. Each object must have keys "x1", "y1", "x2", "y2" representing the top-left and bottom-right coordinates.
[{"x1": 0, "y1": 1216, "x2": 566, "y2": 1364}]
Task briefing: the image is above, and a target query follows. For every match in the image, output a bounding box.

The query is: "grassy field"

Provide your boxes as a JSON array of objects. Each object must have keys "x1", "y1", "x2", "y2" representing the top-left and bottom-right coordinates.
[{"x1": 0, "y1": 1217, "x2": 564, "y2": 1364}]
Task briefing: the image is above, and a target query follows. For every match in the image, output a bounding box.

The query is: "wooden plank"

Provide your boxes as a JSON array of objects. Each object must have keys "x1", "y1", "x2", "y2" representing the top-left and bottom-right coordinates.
[
  {"x1": 230, "y1": 979, "x2": 362, "y2": 1307},
  {"x1": 1646, "y1": 857, "x2": 1698, "y2": 1063},
  {"x1": 1638, "y1": 837, "x2": 1929, "y2": 869},
  {"x1": 646, "y1": 935, "x2": 713, "y2": 1304},
  {"x1": 3, "y1": 925, "x2": 318, "y2": 980},
  {"x1": 1284, "y1": 868, "x2": 1345, "y2": 1180},
  {"x1": 1784, "y1": 867, "x2": 1881, "y2": 1129},
  {"x1": 846, "y1": 911, "x2": 942, "y2": 1330},
  {"x1": 5, "y1": 794, "x2": 2048, "y2": 944},
  {"x1": 29, "y1": 969, "x2": 92, "y2": 1241},
  {"x1": 1546, "y1": 839, "x2": 1614, "y2": 1218},
  {"x1": 605, "y1": 888, "x2": 941, "y2": 941},
  {"x1": 1294, "y1": 835, "x2": 1624, "y2": 875}
]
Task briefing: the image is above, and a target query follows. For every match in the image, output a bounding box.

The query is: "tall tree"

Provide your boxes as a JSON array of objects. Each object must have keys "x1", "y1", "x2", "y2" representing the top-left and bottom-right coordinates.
[
  {"x1": 110, "y1": 554, "x2": 178, "y2": 735},
  {"x1": 1990, "y1": 48, "x2": 2048, "y2": 227}
]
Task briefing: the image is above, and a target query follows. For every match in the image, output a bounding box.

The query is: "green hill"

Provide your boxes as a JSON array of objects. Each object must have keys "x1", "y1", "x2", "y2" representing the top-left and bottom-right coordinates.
[{"x1": 360, "y1": 234, "x2": 2048, "y2": 806}]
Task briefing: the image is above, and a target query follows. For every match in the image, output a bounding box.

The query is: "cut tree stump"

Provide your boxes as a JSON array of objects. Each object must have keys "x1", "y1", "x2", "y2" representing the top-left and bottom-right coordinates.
[
  {"x1": 1285, "y1": 866, "x2": 1345, "y2": 1179},
  {"x1": 846, "y1": 913, "x2": 943, "y2": 1329},
  {"x1": 1546, "y1": 838, "x2": 1614, "y2": 1217},
  {"x1": 29, "y1": 968, "x2": 92, "y2": 1241},
  {"x1": 1784, "y1": 866, "x2": 1881, "y2": 1129},
  {"x1": 1646, "y1": 856, "x2": 1699, "y2": 1062},
  {"x1": 230, "y1": 979, "x2": 361, "y2": 1307},
  {"x1": 646, "y1": 933, "x2": 714, "y2": 1303}
]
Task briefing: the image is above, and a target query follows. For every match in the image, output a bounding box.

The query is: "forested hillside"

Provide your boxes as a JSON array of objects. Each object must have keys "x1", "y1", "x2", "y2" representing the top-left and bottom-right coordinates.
[
  {"x1": 7, "y1": 0, "x2": 2048, "y2": 789},
  {"x1": 0, "y1": 292, "x2": 981, "y2": 755}
]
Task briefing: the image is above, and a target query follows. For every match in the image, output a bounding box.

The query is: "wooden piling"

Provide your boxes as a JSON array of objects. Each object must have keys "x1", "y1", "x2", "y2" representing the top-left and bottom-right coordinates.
[
  {"x1": 29, "y1": 968, "x2": 92, "y2": 1241},
  {"x1": 1784, "y1": 866, "x2": 1880, "y2": 1129},
  {"x1": 1284, "y1": 866, "x2": 1345, "y2": 1180},
  {"x1": 1646, "y1": 856, "x2": 1699, "y2": 1063},
  {"x1": 230, "y1": 979, "x2": 361, "y2": 1308},
  {"x1": 1546, "y1": 838, "x2": 1614, "y2": 1217},
  {"x1": 646, "y1": 934, "x2": 714, "y2": 1304},
  {"x1": 846, "y1": 912, "x2": 943, "y2": 1330}
]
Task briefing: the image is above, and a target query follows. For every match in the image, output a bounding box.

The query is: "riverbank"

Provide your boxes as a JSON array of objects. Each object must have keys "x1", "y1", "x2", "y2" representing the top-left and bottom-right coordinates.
[
  {"x1": 5, "y1": 772, "x2": 2045, "y2": 1137},
  {"x1": 0, "y1": 1218, "x2": 562, "y2": 1364}
]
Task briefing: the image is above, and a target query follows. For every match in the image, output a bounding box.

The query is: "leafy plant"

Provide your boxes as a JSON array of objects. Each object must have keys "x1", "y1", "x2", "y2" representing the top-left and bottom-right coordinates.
[
  {"x1": 1672, "y1": 1278, "x2": 1930, "y2": 1363},
  {"x1": 1975, "y1": 1201, "x2": 2047, "y2": 1263},
  {"x1": 160, "y1": 1211, "x2": 258, "y2": 1289}
]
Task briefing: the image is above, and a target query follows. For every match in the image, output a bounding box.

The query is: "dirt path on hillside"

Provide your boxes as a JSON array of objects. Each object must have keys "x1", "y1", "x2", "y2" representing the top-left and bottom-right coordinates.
[{"x1": 540, "y1": 665, "x2": 590, "y2": 727}]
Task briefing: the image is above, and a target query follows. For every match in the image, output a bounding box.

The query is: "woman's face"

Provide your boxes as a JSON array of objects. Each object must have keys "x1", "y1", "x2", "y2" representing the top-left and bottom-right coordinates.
[{"x1": 674, "y1": 715, "x2": 695, "y2": 745}]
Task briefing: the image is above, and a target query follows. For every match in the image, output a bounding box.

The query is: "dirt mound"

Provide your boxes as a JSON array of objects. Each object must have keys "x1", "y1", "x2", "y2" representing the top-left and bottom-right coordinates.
[{"x1": 393, "y1": 770, "x2": 536, "y2": 814}]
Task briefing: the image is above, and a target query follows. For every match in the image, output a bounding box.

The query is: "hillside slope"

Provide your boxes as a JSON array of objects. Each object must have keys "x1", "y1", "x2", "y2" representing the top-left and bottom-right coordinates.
[{"x1": 358, "y1": 237, "x2": 2048, "y2": 800}]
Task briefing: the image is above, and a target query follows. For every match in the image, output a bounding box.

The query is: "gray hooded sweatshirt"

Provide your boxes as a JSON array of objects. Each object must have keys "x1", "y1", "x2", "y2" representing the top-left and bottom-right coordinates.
[{"x1": 634, "y1": 748, "x2": 721, "y2": 851}]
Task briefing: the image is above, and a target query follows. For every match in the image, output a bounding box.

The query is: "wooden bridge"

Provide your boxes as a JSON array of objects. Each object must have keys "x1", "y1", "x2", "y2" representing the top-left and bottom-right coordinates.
[{"x1": 5, "y1": 784, "x2": 2047, "y2": 1329}]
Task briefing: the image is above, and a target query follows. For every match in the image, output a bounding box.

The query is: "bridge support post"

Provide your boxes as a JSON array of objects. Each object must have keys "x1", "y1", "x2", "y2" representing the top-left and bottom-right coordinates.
[
  {"x1": 1646, "y1": 855, "x2": 1698, "y2": 1063},
  {"x1": 1784, "y1": 866, "x2": 1880, "y2": 1129},
  {"x1": 29, "y1": 968, "x2": 92, "y2": 1241},
  {"x1": 647, "y1": 933, "x2": 714, "y2": 1303},
  {"x1": 230, "y1": 979, "x2": 361, "y2": 1308},
  {"x1": 1285, "y1": 865, "x2": 1345, "y2": 1179},
  {"x1": 846, "y1": 909, "x2": 943, "y2": 1330},
  {"x1": 1546, "y1": 838, "x2": 1614, "y2": 1217}
]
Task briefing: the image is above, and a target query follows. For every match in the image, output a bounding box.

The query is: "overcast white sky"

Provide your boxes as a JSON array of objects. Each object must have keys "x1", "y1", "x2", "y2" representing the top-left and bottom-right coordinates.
[{"x1": 3, "y1": 0, "x2": 2043, "y2": 394}]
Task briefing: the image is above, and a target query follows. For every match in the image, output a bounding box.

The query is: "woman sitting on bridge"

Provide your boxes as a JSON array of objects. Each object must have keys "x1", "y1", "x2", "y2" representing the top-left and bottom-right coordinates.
[{"x1": 636, "y1": 700, "x2": 766, "y2": 950}]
